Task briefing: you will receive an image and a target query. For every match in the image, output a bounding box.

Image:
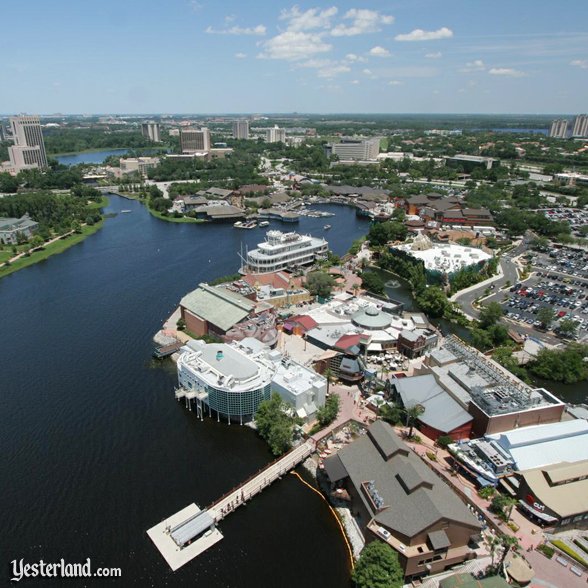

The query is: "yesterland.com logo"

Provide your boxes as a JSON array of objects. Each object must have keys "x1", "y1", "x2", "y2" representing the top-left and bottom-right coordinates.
[{"x1": 10, "y1": 558, "x2": 121, "y2": 582}]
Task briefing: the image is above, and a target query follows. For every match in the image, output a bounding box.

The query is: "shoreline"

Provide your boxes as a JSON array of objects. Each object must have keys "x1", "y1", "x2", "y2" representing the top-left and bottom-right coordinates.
[{"x1": 0, "y1": 196, "x2": 109, "y2": 280}]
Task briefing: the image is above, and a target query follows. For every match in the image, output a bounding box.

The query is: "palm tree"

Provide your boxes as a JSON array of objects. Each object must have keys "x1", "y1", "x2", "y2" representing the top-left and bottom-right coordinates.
[
  {"x1": 485, "y1": 534, "x2": 501, "y2": 567},
  {"x1": 324, "y1": 367, "x2": 334, "y2": 395},
  {"x1": 498, "y1": 534, "x2": 520, "y2": 572},
  {"x1": 405, "y1": 403, "x2": 425, "y2": 438},
  {"x1": 503, "y1": 496, "x2": 518, "y2": 522}
]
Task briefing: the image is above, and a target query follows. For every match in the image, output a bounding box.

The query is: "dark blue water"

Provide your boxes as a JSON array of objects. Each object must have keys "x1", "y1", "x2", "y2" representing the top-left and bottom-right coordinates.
[
  {"x1": 56, "y1": 149, "x2": 162, "y2": 166},
  {"x1": 1, "y1": 197, "x2": 368, "y2": 586}
]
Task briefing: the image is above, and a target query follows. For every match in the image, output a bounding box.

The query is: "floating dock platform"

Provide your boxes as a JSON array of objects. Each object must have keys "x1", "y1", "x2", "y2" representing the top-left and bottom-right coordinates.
[{"x1": 147, "y1": 503, "x2": 223, "y2": 571}]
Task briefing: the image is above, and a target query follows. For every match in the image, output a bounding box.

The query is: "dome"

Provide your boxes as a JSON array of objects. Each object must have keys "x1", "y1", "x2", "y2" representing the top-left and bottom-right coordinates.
[{"x1": 351, "y1": 305, "x2": 393, "y2": 330}]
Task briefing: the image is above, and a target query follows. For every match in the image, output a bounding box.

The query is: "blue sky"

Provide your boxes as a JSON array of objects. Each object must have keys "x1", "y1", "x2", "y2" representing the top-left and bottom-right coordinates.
[{"x1": 1, "y1": 0, "x2": 587, "y2": 114}]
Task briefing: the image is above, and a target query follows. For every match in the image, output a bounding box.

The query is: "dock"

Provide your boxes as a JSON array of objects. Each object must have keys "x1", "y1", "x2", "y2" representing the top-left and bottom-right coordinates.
[{"x1": 147, "y1": 439, "x2": 315, "y2": 570}]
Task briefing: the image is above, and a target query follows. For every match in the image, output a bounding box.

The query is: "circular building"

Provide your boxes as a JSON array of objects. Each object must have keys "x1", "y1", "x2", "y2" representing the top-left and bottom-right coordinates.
[{"x1": 351, "y1": 306, "x2": 393, "y2": 331}]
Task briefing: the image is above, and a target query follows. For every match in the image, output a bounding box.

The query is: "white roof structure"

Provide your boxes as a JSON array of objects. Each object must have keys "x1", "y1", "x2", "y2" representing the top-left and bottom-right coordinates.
[
  {"x1": 487, "y1": 420, "x2": 588, "y2": 472},
  {"x1": 393, "y1": 241, "x2": 491, "y2": 274}
]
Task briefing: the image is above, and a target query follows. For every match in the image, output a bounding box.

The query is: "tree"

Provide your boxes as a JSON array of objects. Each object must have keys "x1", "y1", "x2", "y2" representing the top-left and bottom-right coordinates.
[
  {"x1": 404, "y1": 404, "x2": 424, "y2": 438},
  {"x1": 316, "y1": 393, "x2": 340, "y2": 428},
  {"x1": 379, "y1": 403, "x2": 403, "y2": 425},
  {"x1": 558, "y1": 318, "x2": 578, "y2": 339},
  {"x1": 416, "y1": 286, "x2": 449, "y2": 318},
  {"x1": 498, "y1": 534, "x2": 520, "y2": 572},
  {"x1": 537, "y1": 307, "x2": 555, "y2": 329},
  {"x1": 367, "y1": 221, "x2": 408, "y2": 247},
  {"x1": 361, "y1": 271, "x2": 386, "y2": 295},
  {"x1": 528, "y1": 344, "x2": 588, "y2": 384},
  {"x1": 254, "y1": 392, "x2": 299, "y2": 456},
  {"x1": 479, "y1": 302, "x2": 503, "y2": 328},
  {"x1": 436, "y1": 435, "x2": 453, "y2": 449},
  {"x1": 352, "y1": 540, "x2": 404, "y2": 588},
  {"x1": 260, "y1": 197, "x2": 272, "y2": 209},
  {"x1": 306, "y1": 271, "x2": 335, "y2": 298},
  {"x1": 491, "y1": 494, "x2": 518, "y2": 522},
  {"x1": 30, "y1": 235, "x2": 45, "y2": 249}
]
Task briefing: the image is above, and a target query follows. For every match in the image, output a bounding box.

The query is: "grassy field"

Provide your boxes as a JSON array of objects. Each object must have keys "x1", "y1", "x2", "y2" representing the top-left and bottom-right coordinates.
[
  {"x1": 147, "y1": 206, "x2": 205, "y2": 223},
  {"x1": 0, "y1": 220, "x2": 105, "y2": 280}
]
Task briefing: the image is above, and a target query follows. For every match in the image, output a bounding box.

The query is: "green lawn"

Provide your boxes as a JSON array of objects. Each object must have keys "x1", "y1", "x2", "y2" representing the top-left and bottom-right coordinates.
[
  {"x1": 147, "y1": 206, "x2": 205, "y2": 223},
  {"x1": 0, "y1": 220, "x2": 105, "y2": 279}
]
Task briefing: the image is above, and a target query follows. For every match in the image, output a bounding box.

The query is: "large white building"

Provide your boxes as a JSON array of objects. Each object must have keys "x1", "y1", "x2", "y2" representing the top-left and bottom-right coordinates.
[
  {"x1": 572, "y1": 114, "x2": 588, "y2": 138},
  {"x1": 180, "y1": 128, "x2": 211, "y2": 153},
  {"x1": 240, "y1": 230, "x2": 328, "y2": 274},
  {"x1": 7, "y1": 115, "x2": 48, "y2": 172},
  {"x1": 266, "y1": 125, "x2": 286, "y2": 143},
  {"x1": 393, "y1": 233, "x2": 491, "y2": 275},
  {"x1": 141, "y1": 122, "x2": 161, "y2": 143},
  {"x1": 177, "y1": 338, "x2": 326, "y2": 423},
  {"x1": 330, "y1": 138, "x2": 380, "y2": 161},
  {"x1": 549, "y1": 119, "x2": 569, "y2": 138},
  {"x1": 232, "y1": 120, "x2": 249, "y2": 140}
]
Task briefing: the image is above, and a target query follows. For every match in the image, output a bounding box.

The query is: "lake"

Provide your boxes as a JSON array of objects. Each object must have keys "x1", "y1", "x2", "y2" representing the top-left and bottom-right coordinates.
[{"x1": 0, "y1": 197, "x2": 369, "y2": 586}]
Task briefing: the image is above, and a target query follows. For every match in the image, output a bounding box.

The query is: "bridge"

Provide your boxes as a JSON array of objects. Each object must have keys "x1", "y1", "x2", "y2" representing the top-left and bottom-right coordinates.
[{"x1": 147, "y1": 439, "x2": 316, "y2": 571}]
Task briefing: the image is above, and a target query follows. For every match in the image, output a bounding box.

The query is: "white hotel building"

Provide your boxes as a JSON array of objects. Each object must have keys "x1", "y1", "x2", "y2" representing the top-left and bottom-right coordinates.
[
  {"x1": 240, "y1": 230, "x2": 329, "y2": 274},
  {"x1": 176, "y1": 338, "x2": 326, "y2": 423}
]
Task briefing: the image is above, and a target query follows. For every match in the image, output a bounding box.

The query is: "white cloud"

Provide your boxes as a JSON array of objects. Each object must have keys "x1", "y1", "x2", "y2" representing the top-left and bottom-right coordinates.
[
  {"x1": 425, "y1": 51, "x2": 442, "y2": 59},
  {"x1": 317, "y1": 64, "x2": 351, "y2": 78},
  {"x1": 369, "y1": 46, "x2": 390, "y2": 57},
  {"x1": 298, "y1": 58, "x2": 332, "y2": 68},
  {"x1": 388, "y1": 80, "x2": 403, "y2": 86},
  {"x1": 351, "y1": 80, "x2": 360, "y2": 84},
  {"x1": 362, "y1": 68, "x2": 373, "y2": 75},
  {"x1": 235, "y1": 52, "x2": 247, "y2": 59},
  {"x1": 395, "y1": 27, "x2": 453, "y2": 42},
  {"x1": 225, "y1": 14, "x2": 236, "y2": 23},
  {"x1": 190, "y1": 1, "x2": 203, "y2": 12},
  {"x1": 570, "y1": 59, "x2": 588, "y2": 69},
  {"x1": 206, "y1": 24, "x2": 266, "y2": 36},
  {"x1": 488, "y1": 67, "x2": 526, "y2": 77},
  {"x1": 331, "y1": 9, "x2": 394, "y2": 37},
  {"x1": 461, "y1": 59, "x2": 485, "y2": 72},
  {"x1": 432, "y1": 89, "x2": 440, "y2": 94},
  {"x1": 280, "y1": 5, "x2": 338, "y2": 32},
  {"x1": 345, "y1": 53, "x2": 367, "y2": 63},
  {"x1": 258, "y1": 31, "x2": 332, "y2": 60}
]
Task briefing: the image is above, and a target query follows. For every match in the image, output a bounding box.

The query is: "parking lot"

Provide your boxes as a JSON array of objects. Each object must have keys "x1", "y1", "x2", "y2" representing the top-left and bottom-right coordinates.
[
  {"x1": 500, "y1": 273, "x2": 588, "y2": 341},
  {"x1": 529, "y1": 246, "x2": 588, "y2": 279},
  {"x1": 542, "y1": 207, "x2": 588, "y2": 238}
]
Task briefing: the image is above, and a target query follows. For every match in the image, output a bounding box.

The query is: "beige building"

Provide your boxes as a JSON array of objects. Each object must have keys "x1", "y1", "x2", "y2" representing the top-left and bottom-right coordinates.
[
  {"x1": 232, "y1": 120, "x2": 249, "y2": 140},
  {"x1": 180, "y1": 128, "x2": 211, "y2": 153},
  {"x1": 549, "y1": 119, "x2": 569, "y2": 138},
  {"x1": 7, "y1": 115, "x2": 48, "y2": 172},
  {"x1": 329, "y1": 138, "x2": 380, "y2": 161},
  {"x1": 141, "y1": 122, "x2": 161, "y2": 143},
  {"x1": 119, "y1": 156, "x2": 160, "y2": 177},
  {"x1": 265, "y1": 125, "x2": 286, "y2": 143},
  {"x1": 572, "y1": 114, "x2": 588, "y2": 138}
]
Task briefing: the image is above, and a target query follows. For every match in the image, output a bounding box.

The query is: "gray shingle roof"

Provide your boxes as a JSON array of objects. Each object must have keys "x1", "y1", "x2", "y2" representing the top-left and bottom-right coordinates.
[
  {"x1": 335, "y1": 421, "x2": 481, "y2": 539},
  {"x1": 180, "y1": 284, "x2": 255, "y2": 332}
]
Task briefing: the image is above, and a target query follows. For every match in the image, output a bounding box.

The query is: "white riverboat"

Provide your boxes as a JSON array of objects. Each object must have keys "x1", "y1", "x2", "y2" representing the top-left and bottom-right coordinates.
[{"x1": 240, "y1": 230, "x2": 328, "y2": 274}]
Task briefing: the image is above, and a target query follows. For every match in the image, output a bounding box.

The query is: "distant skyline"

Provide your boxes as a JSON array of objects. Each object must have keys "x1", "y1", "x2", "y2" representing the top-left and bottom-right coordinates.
[{"x1": 1, "y1": 0, "x2": 587, "y2": 115}]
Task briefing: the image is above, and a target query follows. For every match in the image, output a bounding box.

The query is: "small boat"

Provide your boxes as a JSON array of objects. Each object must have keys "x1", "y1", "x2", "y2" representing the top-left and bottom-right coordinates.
[
  {"x1": 259, "y1": 221, "x2": 270, "y2": 227},
  {"x1": 323, "y1": 224, "x2": 331, "y2": 230},
  {"x1": 121, "y1": 209, "x2": 131, "y2": 213},
  {"x1": 233, "y1": 221, "x2": 244, "y2": 228},
  {"x1": 235, "y1": 220, "x2": 257, "y2": 229}
]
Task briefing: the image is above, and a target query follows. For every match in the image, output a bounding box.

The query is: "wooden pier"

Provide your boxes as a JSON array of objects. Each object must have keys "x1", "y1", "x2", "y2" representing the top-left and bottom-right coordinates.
[{"x1": 147, "y1": 439, "x2": 315, "y2": 570}]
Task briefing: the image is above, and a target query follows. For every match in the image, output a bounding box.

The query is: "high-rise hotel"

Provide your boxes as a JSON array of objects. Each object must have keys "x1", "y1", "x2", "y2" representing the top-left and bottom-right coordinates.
[
  {"x1": 180, "y1": 127, "x2": 211, "y2": 153},
  {"x1": 8, "y1": 116, "x2": 48, "y2": 171},
  {"x1": 232, "y1": 120, "x2": 249, "y2": 140}
]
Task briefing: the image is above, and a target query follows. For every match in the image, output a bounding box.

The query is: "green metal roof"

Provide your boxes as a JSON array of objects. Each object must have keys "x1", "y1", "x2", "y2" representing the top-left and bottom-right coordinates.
[{"x1": 180, "y1": 284, "x2": 255, "y2": 332}]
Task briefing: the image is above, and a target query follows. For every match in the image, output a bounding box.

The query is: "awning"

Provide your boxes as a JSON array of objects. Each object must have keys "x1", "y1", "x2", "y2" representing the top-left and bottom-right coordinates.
[
  {"x1": 367, "y1": 342, "x2": 383, "y2": 352},
  {"x1": 518, "y1": 500, "x2": 558, "y2": 523},
  {"x1": 476, "y1": 476, "x2": 496, "y2": 488},
  {"x1": 323, "y1": 455, "x2": 348, "y2": 483},
  {"x1": 170, "y1": 510, "x2": 214, "y2": 547}
]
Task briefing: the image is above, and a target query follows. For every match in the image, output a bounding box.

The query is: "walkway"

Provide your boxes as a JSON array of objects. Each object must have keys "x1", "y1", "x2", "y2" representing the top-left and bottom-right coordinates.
[{"x1": 209, "y1": 440, "x2": 315, "y2": 521}]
